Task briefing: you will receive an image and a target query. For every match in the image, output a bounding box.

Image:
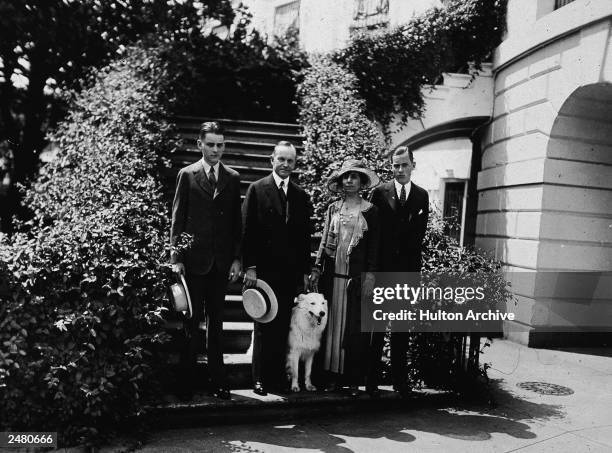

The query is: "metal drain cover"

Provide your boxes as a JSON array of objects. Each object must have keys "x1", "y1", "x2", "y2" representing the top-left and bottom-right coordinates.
[{"x1": 517, "y1": 381, "x2": 574, "y2": 396}]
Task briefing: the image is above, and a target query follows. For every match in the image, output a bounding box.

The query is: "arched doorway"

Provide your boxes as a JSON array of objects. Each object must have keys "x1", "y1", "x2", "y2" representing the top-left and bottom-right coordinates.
[{"x1": 528, "y1": 83, "x2": 612, "y2": 343}]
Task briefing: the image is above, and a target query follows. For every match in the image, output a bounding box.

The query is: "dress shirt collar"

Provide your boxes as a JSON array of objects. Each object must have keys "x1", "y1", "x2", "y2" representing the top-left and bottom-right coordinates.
[
  {"x1": 394, "y1": 179, "x2": 412, "y2": 199},
  {"x1": 272, "y1": 171, "x2": 290, "y2": 194},
  {"x1": 201, "y1": 159, "x2": 220, "y2": 179}
]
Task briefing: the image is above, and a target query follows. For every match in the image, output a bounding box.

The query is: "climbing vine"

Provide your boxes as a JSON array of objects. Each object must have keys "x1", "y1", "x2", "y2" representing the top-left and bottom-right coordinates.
[{"x1": 335, "y1": 0, "x2": 507, "y2": 133}]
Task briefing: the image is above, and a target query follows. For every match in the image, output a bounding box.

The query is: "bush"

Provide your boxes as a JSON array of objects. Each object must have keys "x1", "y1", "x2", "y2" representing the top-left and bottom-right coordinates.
[
  {"x1": 297, "y1": 56, "x2": 391, "y2": 231},
  {"x1": 372, "y1": 210, "x2": 512, "y2": 393},
  {"x1": 164, "y1": 8, "x2": 309, "y2": 122},
  {"x1": 405, "y1": 210, "x2": 513, "y2": 392},
  {"x1": 336, "y1": 0, "x2": 507, "y2": 132},
  {"x1": 0, "y1": 45, "x2": 176, "y2": 446}
]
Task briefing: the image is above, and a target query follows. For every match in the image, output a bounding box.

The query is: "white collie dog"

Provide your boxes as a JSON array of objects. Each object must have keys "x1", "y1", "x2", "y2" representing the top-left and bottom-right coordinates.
[{"x1": 286, "y1": 292, "x2": 328, "y2": 392}]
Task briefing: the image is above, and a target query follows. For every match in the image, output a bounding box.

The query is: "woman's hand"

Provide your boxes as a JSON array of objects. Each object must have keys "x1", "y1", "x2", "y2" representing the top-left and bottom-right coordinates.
[
  {"x1": 363, "y1": 272, "x2": 375, "y2": 297},
  {"x1": 308, "y1": 267, "x2": 321, "y2": 292},
  {"x1": 309, "y1": 267, "x2": 321, "y2": 282}
]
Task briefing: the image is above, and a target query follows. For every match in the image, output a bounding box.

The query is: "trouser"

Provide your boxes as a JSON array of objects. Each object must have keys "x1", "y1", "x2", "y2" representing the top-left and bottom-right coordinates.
[
  {"x1": 390, "y1": 332, "x2": 411, "y2": 389},
  {"x1": 252, "y1": 270, "x2": 303, "y2": 388},
  {"x1": 369, "y1": 331, "x2": 412, "y2": 389},
  {"x1": 341, "y1": 331, "x2": 385, "y2": 387},
  {"x1": 180, "y1": 267, "x2": 228, "y2": 388},
  {"x1": 368, "y1": 331, "x2": 386, "y2": 387}
]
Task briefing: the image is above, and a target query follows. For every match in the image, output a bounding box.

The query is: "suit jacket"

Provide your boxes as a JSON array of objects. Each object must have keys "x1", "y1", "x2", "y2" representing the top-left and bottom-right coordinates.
[
  {"x1": 242, "y1": 173, "x2": 313, "y2": 276},
  {"x1": 170, "y1": 160, "x2": 242, "y2": 275},
  {"x1": 370, "y1": 181, "x2": 429, "y2": 272}
]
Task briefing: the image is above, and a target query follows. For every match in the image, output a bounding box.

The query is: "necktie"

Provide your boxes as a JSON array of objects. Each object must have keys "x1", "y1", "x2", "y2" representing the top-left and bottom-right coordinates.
[
  {"x1": 279, "y1": 180, "x2": 288, "y2": 222},
  {"x1": 400, "y1": 184, "x2": 406, "y2": 206},
  {"x1": 208, "y1": 167, "x2": 217, "y2": 194}
]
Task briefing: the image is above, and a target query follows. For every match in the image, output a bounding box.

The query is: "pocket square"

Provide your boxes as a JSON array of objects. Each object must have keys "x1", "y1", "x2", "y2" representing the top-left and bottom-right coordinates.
[{"x1": 418, "y1": 209, "x2": 423, "y2": 215}]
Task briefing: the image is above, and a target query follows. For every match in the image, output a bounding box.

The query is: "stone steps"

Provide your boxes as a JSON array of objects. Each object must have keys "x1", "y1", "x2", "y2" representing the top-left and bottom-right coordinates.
[
  {"x1": 174, "y1": 115, "x2": 302, "y2": 136},
  {"x1": 148, "y1": 387, "x2": 450, "y2": 429}
]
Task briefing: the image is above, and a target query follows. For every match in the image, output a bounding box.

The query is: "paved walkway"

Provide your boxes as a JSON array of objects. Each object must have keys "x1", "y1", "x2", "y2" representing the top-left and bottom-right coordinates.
[{"x1": 111, "y1": 340, "x2": 612, "y2": 452}]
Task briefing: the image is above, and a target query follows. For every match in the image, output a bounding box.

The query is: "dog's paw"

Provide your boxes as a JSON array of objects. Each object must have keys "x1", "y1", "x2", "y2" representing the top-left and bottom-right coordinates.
[
  {"x1": 291, "y1": 384, "x2": 301, "y2": 393},
  {"x1": 305, "y1": 383, "x2": 317, "y2": 392}
]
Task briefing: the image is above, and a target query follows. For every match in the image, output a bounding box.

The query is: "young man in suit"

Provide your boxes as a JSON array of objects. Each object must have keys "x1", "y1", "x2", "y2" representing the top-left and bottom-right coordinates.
[
  {"x1": 369, "y1": 146, "x2": 429, "y2": 397},
  {"x1": 170, "y1": 121, "x2": 242, "y2": 400},
  {"x1": 242, "y1": 141, "x2": 313, "y2": 395}
]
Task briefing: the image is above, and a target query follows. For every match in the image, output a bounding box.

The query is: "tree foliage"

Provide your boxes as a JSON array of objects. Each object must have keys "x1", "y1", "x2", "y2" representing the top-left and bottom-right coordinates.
[
  {"x1": 336, "y1": 0, "x2": 507, "y2": 132},
  {"x1": 0, "y1": 0, "x2": 234, "y2": 230},
  {"x1": 163, "y1": 15, "x2": 309, "y2": 122},
  {"x1": 297, "y1": 56, "x2": 390, "y2": 231},
  {"x1": 0, "y1": 45, "x2": 176, "y2": 446}
]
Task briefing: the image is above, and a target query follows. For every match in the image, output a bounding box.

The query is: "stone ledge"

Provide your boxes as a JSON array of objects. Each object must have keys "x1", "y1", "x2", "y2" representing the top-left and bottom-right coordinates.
[{"x1": 148, "y1": 387, "x2": 450, "y2": 429}]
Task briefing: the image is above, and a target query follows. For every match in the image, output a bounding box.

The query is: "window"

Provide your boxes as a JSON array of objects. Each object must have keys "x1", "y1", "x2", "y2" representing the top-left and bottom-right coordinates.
[
  {"x1": 555, "y1": 0, "x2": 575, "y2": 9},
  {"x1": 442, "y1": 181, "x2": 467, "y2": 245},
  {"x1": 351, "y1": 0, "x2": 389, "y2": 31},
  {"x1": 274, "y1": 1, "x2": 300, "y2": 37}
]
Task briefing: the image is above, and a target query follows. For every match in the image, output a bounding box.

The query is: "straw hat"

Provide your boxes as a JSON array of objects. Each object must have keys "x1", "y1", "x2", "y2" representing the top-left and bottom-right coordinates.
[
  {"x1": 242, "y1": 279, "x2": 278, "y2": 324},
  {"x1": 327, "y1": 159, "x2": 380, "y2": 193},
  {"x1": 170, "y1": 274, "x2": 193, "y2": 318}
]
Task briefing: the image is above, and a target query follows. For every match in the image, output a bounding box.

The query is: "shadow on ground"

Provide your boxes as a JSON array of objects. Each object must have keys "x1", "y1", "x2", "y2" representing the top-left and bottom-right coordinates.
[{"x1": 141, "y1": 379, "x2": 566, "y2": 452}]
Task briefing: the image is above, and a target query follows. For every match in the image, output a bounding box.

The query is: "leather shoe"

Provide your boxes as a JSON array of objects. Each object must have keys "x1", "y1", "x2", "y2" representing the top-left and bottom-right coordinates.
[
  {"x1": 323, "y1": 381, "x2": 339, "y2": 392},
  {"x1": 347, "y1": 385, "x2": 360, "y2": 397},
  {"x1": 253, "y1": 381, "x2": 267, "y2": 396},
  {"x1": 209, "y1": 387, "x2": 231, "y2": 400},
  {"x1": 366, "y1": 386, "x2": 381, "y2": 398},
  {"x1": 395, "y1": 385, "x2": 413, "y2": 399}
]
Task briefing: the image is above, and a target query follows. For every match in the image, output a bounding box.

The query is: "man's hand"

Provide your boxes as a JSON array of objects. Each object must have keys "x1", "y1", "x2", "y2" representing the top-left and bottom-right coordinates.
[
  {"x1": 172, "y1": 262, "x2": 185, "y2": 276},
  {"x1": 228, "y1": 259, "x2": 241, "y2": 283},
  {"x1": 244, "y1": 268, "x2": 257, "y2": 288}
]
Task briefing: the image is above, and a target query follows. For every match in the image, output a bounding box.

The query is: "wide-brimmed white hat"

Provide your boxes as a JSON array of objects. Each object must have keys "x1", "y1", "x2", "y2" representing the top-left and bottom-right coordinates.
[
  {"x1": 327, "y1": 159, "x2": 380, "y2": 193},
  {"x1": 170, "y1": 274, "x2": 193, "y2": 319},
  {"x1": 242, "y1": 279, "x2": 278, "y2": 324}
]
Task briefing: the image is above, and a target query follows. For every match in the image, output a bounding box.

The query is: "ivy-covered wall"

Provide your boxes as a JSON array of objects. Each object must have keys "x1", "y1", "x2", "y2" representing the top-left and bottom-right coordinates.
[{"x1": 335, "y1": 0, "x2": 507, "y2": 133}]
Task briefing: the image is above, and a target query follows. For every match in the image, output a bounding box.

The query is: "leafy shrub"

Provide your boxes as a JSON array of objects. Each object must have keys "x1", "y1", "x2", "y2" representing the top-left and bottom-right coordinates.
[
  {"x1": 373, "y1": 209, "x2": 512, "y2": 392},
  {"x1": 296, "y1": 56, "x2": 391, "y2": 230},
  {"x1": 164, "y1": 8, "x2": 309, "y2": 122},
  {"x1": 0, "y1": 45, "x2": 176, "y2": 446},
  {"x1": 336, "y1": 0, "x2": 507, "y2": 132},
  {"x1": 407, "y1": 210, "x2": 512, "y2": 391}
]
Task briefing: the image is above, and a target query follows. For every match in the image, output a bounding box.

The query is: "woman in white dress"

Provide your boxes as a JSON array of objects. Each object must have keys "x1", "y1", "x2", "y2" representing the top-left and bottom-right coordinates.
[{"x1": 310, "y1": 159, "x2": 380, "y2": 396}]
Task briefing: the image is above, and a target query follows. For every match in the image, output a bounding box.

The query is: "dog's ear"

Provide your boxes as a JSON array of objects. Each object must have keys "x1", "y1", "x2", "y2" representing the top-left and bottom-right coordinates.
[{"x1": 294, "y1": 294, "x2": 304, "y2": 306}]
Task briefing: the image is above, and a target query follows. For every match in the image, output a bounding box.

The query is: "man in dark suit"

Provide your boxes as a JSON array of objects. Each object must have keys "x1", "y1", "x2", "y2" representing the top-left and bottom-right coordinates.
[
  {"x1": 242, "y1": 141, "x2": 313, "y2": 395},
  {"x1": 170, "y1": 121, "x2": 242, "y2": 400},
  {"x1": 369, "y1": 146, "x2": 429, "y2": 397}
]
